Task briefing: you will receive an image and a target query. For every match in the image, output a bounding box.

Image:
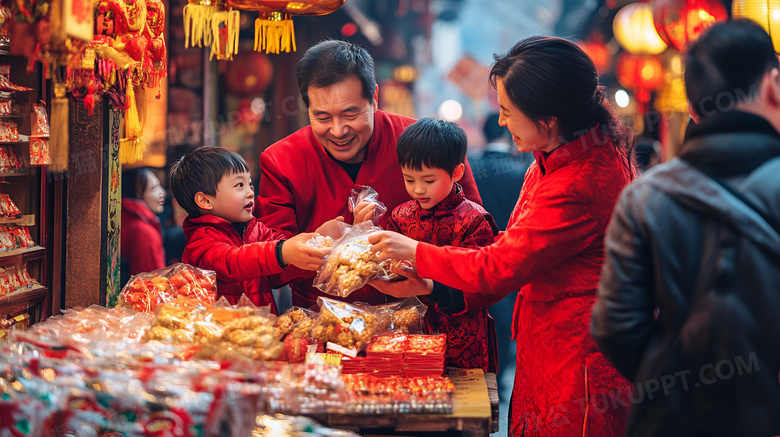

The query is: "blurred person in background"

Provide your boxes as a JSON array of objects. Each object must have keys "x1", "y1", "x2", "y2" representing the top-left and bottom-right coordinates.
[
  {"x1": 593, "y1": 20, "x2": 780, "y2": 437},
  {"x1": 633, "y1": 137, "x2": 661, "y2": 173},
  {"x1": 121, "y1": 168, "x2": 166, "y2": 286}
]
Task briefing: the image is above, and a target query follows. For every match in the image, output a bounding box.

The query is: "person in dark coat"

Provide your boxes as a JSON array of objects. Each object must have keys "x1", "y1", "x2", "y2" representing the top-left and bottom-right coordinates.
[{"x1": 592, "y1": 20, "x2": 780, "y2": 437}]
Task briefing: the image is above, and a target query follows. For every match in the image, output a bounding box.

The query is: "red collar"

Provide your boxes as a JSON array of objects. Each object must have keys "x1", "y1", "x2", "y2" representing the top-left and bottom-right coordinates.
[
  {"x1": 418, "y1": 183, "x2": 465, "y2": 218},
  {"x1": 533, "y1": 124, "x2": 608, "y2": 176},
  {"x1": 122, "y1": 198, "x2": 160, "y2": 227},
  {"x1": 183, "y1": 214, "x2": 252, "y2": 240}
]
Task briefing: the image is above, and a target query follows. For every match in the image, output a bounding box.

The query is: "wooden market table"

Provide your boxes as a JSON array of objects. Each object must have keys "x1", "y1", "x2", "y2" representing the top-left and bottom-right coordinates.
[{"x1": 323, "y1": 369, "x2": 498, "y2": 436}]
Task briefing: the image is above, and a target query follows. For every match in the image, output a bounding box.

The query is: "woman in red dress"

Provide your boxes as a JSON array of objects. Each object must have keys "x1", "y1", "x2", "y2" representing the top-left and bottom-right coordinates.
[
  {"x1": 121, "y1": 168, "x2": 166, "y2": 285},
  {"x1": 369, "y1": 36, "x2": 635, "y2": 436}
]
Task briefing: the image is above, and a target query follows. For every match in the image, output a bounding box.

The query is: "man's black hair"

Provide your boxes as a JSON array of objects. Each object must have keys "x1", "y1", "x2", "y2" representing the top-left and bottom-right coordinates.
[
  {"x1": 296, "y1": 39, "x2": 376, "y2": 107},
  {"x1": 686, "y1": 20, "x2": 779, "y2": 117},
  {"x1": 169, "y1": 147, "x2": 249, "y2": 217},
  {"x1": 397, "y1": 117, "x2": 468, "y2": 176}
]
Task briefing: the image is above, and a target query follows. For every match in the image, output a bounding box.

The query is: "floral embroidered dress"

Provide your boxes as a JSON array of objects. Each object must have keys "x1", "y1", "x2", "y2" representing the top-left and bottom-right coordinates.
[{"x1": 386, "y1": 183, "x2": 499, "y2": 373}]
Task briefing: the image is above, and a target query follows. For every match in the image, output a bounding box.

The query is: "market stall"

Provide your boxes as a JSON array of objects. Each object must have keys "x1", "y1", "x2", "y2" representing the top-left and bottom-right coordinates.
[{"x1": 0, "y1": 263, "x2": 496, "y2": 437}]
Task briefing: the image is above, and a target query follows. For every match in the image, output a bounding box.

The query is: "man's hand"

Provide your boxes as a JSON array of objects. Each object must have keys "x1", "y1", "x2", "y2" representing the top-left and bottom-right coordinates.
[
  {"x1": 315, "y1": 216, "x2": 346, "y2": 240},
  {"x1": 281, "y1": 233, "x2": 331, "y2": 271},
  {"x1": 353, "y1": 200, "x2": 376, "y2": 224},
  {"x1": 370, "y1": 264, "x2": 432, "y2": 298},
  {"x1": 368, "y1": 231, "x2": 419, "y2": 262}
]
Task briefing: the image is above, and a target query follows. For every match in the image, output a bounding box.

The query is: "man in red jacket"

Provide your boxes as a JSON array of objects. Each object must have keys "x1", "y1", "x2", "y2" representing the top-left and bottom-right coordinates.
[
  {"x1": 254, "y1": 40, "x2": 483, "y2": 308},
  {"x1": 170, "y1": 147, "x2": 331, "y2": 313}
]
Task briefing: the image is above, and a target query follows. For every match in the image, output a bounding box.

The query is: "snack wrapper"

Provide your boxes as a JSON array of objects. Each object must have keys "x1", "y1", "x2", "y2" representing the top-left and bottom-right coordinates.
[
  {"x1": 376, "y1": 296, "x2": 428, "y2": 334},
  {"x1": 311, "y1": 296, "x2": 378, "y2": 352},
  {"x1": 119, "y1": 262, "x2": 217, "y2": 313},
  {"x1": 313, "y1": 222, "x2": 403, "y2": 297},
  {"x1": 348, "y1": 185, "x2": 387, "y2": 225}
]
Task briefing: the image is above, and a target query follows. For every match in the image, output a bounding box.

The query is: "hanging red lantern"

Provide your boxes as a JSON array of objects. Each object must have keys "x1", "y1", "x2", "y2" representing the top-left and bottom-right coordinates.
[
  {"x1": 225, "y1": 0, "x2": 348, "y2": 54},
  {"x1": 615, "y1": 52, "x2": 664, "y2": 105},
  {"x1": 653, "y1": 0, "x2": 728, "y2": 52},
  {"x1": 578, "y1": 38, "x2": 611, "y2": 75},
  {"x1": 225, "y1": 52, "x2": 274, "y2": 96}
]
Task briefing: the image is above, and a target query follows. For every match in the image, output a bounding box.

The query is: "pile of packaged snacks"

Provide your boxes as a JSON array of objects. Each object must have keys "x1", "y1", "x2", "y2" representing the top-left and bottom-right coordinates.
[
  {"x1": 0, "y1": 121, "x2": 17, "y2": 141},
  {"x1": 0, "y1": 145, "x2": 21, "y2": 172},
  {"x1": 252, "y1": 415, "x2": 359, "y2": 437},
  {"x1": 146, "y1": 296, "x2": 283, "y2": 363},
  {"x1": 0, "y1": 264, "x2": 34, "y2": 297},
  {"x1": 0, "y1": 225, "x2": 35, "y2": 250},
  {"x1": 342, "y1": 374, "x2": 455, "y2": 415},
  {"x1": 0, "y1": 194, "x2": 21, "y2": 216},
  {"x1": 262, "y1": 362, "x2": 348, "y2": 416},
  {"x1": 311, "y1": 297, "x2": 378, "y2": 353},
  {"x1": 120, "y1": 262, "x2": 217, "y2": 313}
]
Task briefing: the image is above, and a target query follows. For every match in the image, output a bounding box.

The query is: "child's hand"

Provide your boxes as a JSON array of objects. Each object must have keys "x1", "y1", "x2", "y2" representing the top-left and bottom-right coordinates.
[
  {"x1": 315, "y1": 216, "x2": 346, "y2": 240},
  {"x1": 353, "y1": 200, "x2": 377, "y2": 225},
  {"x1": 282, "y1": 233, "x2": 331, "y2": 271},
  {"x1": 368, "y1": 231, "x2": 419, "y2": 262}
]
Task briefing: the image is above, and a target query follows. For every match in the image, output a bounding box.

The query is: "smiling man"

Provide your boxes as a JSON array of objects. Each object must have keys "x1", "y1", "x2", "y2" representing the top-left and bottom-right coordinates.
[{"x1": 254, "y1": 40, "x2": 483, "y2": 308}]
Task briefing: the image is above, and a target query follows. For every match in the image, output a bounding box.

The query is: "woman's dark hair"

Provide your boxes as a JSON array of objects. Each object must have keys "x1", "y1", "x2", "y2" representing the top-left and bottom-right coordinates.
[
  {"x1": 122, "y1": 167, "x2": 154, "y2": 199},
  {"x1": 397, "y1": 117, "x2": 468, "y2": 176},
  {"x1": 685, "y1": 20, "x2": 779, "y2": 118},
  {"x1": 297, "y1": 39, "x2": 376, "y2": 108},
  {"x1": 169, "y1": 147, "x2": 250, "y2": 217},
  {"x1": 490, "y1": 36, "x2": 633, "y2": 159}
]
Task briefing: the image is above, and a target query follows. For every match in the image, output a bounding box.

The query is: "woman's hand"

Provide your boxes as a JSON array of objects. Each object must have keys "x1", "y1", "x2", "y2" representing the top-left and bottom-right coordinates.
[
  {"x1": 370, "y1": 264, "x2": 433, "y2": 298},
  {"x1": 353, "y1": 200, "x2": 376, "y2": 224},
  {"x1": 368, "y1": 231, "x2": 419, "y2": 262}
]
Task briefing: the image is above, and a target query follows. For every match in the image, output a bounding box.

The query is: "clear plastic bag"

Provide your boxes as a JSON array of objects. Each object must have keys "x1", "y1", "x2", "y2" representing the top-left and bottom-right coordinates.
[
  {"x1": 376, "y1": 296, "x2": 429, "y2": 334},
  {"x1": 313, "y1": 222, "x2": 401, "y2": 298},
  {"x1": 348, "y1": 185, "x2": 387, "y2": 225},
  {"x1": 311, "y1": 296, "x2": 378, "y2": 352},
  {"x1": 119, "y1": 262, "x2": 217, "y2": 313},
  {"x1": 274, "y1": 306, "x2": 317, "y2": 340}
]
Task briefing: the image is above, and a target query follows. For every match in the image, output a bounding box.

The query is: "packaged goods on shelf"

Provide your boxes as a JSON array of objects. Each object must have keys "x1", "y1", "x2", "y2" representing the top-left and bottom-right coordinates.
[
  {"x1": 0, "y1": 311, "x2": 29, "y2": 342},
  {"x1": 29, "y1": 137, "x2": 49, "y2": 165},
  {"x1": 0, "y1": 193, "x2": 21, "y2": 216},
  {"x1": 31, "y1": 103, "x2": 49, "y2": 136},
  {"x1": 0, "y1": 225, "x2": 35, "y2": 250},
  {"x1": 0, "y1": 121, "x2": 17, "y2": 141},
  {"x1": 0, "y1": 264, "x2": 33, "y2": 297},
  {"x1": 0, "y1": 99, "x2": 13, "y2": 115},
  {"x1": 0, "y1": 145, "x2": 21, "y2": 172},
  {"x1": 120, "y1": 262, "x2": 217, "y2": 313}
]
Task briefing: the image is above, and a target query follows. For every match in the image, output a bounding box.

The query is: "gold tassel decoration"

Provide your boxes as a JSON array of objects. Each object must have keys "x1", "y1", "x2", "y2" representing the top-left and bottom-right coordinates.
[
  {"x1": 49, "y1": 82, "x2": 69, "y2": 172},
  {"x1": 183, "y1": 1, "x2": 219, "y2": 48},
  {"x1": 120, "y1": 80, "x2": 146, "y2": 164},
  {"x1": 210, "y1": 10, "x2": 240, "y2": 60},
  {"x1": 254, "y1": 12, "x2": 296, "y2": 54}
]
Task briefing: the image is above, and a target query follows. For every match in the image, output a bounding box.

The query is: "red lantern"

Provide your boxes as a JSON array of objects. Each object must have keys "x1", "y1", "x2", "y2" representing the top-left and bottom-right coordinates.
[
  {"x1": 225, "y1": 52, "x2": 274, "y2": 96},
  {"x1": 653, "y1": 0, "x2": 728, "y2": 52},
  {"x1": 578, "y1": 38, "x2": 611, "y2": 75},
  {"x1": 225, "y1": 0, "x2": 348, "y2": 54},
  {"x1": 616, "y1": 53, "x2": 664, "y2": 104}
]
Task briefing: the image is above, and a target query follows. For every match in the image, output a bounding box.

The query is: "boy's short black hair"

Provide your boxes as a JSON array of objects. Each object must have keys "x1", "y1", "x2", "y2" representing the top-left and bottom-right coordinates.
[
  {"x1": 397, "y1": 117, "x2": 468, "y2": 176},
  {"x1": 169, "y1": 147, "x2": 249, "y2": 217},
  {"x1": 297, "y1": 39, "x2": 376, "y2": 108},
  {"x1": 685, "y1": 20, "x2": 779, "y2": 117}
]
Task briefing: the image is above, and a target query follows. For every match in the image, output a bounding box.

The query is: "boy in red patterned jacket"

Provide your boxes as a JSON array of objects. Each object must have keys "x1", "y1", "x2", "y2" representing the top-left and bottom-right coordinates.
[
  {"x1": 170, "y1": 147, "x2": 333, "y2": 313},
  {"x1": 359, "y1": 118, "x2": 499, "y2": 372}
]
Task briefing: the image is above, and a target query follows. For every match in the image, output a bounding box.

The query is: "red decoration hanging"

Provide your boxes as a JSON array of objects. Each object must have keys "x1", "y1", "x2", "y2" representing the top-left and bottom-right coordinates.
[
  {"x1": 225, "y1": 52, "x2": 274, "y2": 97},
  {"x1": 653, "y1": 0, "x2": 728, "y2": 52},
  {"x1": 578, "y1": 38, "x2": 611, "y2": 75},
  {"x1": 615, "y1": 52, "x2": 664, "y2": 106}
]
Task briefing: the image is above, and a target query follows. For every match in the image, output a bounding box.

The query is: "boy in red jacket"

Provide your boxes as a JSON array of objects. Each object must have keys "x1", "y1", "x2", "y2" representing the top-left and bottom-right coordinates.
[
  {"x1": 361, "y1": 118, "x2": 499, "y2": 372},
  {"x1": 170, "y1": 147, "x2": 331, "y2": 313}
]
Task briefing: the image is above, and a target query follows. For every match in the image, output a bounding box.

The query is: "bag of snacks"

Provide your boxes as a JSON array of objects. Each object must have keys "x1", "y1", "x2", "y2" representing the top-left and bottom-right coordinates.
[
  {"x1": 348, "y1": 185, "x2": 387, "y2": 225},
  {"x1": 311, "y1": 296, "x2": 378, "y2": 353},
  {"x1": 120, "y1": 262, "x2": 217, "y2": 313},
  {"x1": 376, "y1": 296, "x2": 428, "y2": 334},
  {"x1": 312, "y1": 222, "x2": 404, "y2": 298},
  {"x1": 274, "y1": 306, "x2": 317, "y2": 340}
]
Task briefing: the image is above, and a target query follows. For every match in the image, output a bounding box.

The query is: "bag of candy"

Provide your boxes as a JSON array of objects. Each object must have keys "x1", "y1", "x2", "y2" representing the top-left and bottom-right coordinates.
[
  {"x1": 310, "y1": 296, "x2": 378, "y2": 353},
  {"x1": 376, "y1": 296, "x2": 429, "y2": 334},
  {"x1": 120, "y1": 263, "x2": 217, "y2": 313},
  {"x1": 348, "y1": 185, "x2": 387, "y2": 226}
]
